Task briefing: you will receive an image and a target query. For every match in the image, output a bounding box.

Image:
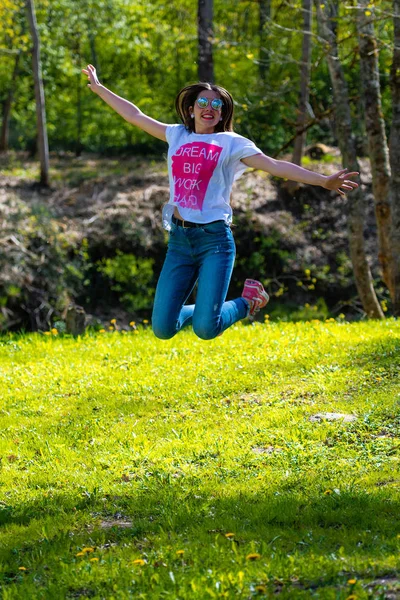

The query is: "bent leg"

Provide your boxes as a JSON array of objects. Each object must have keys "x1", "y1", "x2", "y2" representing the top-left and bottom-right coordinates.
[
  {"x1": 152, "y1": 249, "x2": 198, "y2": 339},
  {"x1": 192, "y1": 248, "x2": 248, "y2": 340}
]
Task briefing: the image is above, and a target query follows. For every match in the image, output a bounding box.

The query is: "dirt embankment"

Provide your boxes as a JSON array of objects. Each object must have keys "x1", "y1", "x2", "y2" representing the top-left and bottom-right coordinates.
[{"x1": 0, "y1": 152, "x2": 378, "y2": 330}]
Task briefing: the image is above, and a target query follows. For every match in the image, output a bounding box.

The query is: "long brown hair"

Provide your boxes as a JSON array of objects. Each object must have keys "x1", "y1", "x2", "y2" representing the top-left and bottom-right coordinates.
[{"x1": 175, "y1": 82, "x2": 234, "y2": 133}]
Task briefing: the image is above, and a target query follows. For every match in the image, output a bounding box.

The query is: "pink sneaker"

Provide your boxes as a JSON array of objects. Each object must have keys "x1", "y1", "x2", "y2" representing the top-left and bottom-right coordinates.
[{"x1": 241, "y1": 279, "x2": 269, "y2": 316}]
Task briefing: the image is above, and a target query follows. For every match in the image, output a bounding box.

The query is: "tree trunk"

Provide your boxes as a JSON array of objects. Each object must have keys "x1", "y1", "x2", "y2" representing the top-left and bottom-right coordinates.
[
  {"x1": 259, "y1": 0, "x2": 271, "y2": 83},
  {"x1": 390, "y1": 0, "x2": 400, "y2": 315},
  {"x1": 76, "y1": 71, "x2": 83, "y2": 156},
  {"x1": 74, "y1": 36, "x2": 83, "y2": 157},
  {"x1": 0, "y1": 51, "x2": 20, "y2": 153},
  {"x1": 66, "y1": 304, "x2": 86, "y2": 336},
  {"x1": 315, "y1": 0, "x2": 383, "y2": 319},
  {"x1": 198, "y1": 0, "x2": 214, "y2": 82},
  {"x1": 88, "y1": 31, "x2": 99, "y2": 75},
  {"x1": 356, "y1": 0, "x2": 392, "y2": 295},
  {"x1": 292, "y1": 0, "x2": 312, "y2": 167},
  {"x1": 26, "y1": 0, "x2": 50, "y2": 187}
]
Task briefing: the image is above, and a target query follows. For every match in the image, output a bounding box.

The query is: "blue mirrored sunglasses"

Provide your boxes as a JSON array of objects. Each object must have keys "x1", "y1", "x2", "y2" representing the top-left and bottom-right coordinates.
[{"x1": 196, "y1": 97, "x2": 224, "y2": 110}]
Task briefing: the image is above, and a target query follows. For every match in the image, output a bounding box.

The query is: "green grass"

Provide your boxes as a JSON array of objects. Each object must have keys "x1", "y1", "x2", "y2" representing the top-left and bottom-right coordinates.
[{"x1": 0, "y1": 320, "x2": 399, "y2": 599}]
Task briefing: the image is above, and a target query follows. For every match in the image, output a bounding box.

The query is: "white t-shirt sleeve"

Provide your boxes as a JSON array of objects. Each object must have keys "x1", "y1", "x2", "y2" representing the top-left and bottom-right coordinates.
[
  {"x1": 166, "y1": 123, "x2": 185, "y2": 145},
  {"x1": 230, "y1": 135, "x2": 263, "y2": 181}
]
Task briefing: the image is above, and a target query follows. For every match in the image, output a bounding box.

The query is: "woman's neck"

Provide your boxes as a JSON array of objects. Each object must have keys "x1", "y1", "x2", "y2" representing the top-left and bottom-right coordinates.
[{"x1": 194, "y1": 125, "x2": 215, "y2": 135}]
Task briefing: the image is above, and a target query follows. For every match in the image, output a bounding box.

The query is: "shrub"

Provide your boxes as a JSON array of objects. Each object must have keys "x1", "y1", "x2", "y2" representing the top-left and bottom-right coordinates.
[{"x1": 96, "y1": 251, "x2": 155, "y2": 312}]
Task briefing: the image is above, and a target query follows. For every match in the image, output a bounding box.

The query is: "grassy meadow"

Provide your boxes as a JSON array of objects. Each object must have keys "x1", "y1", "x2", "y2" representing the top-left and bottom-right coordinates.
[{"x1": 0, "y1": 319, "x2": 399, "y2": 599}]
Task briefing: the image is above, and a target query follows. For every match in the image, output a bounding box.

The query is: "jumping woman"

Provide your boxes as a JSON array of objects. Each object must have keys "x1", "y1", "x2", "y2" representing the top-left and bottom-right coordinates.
[{"x1": 82, "y1": 65, "x2": 359, "y2": 340}]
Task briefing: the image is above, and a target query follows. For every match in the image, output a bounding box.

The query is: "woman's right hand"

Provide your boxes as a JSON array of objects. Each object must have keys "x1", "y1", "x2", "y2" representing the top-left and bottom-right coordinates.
[{"x1": 82, "y1": 64, "x2": 102, "y2": 94}]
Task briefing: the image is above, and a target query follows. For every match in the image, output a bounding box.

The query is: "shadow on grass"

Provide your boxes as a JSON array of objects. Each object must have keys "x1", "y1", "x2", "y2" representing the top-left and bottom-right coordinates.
[
  {"x1": 1, "y1": 478, "x2": 399, "y2": 553},
  {"x1": 1, "y1": 480, "x2": 399, "y2": 598}
]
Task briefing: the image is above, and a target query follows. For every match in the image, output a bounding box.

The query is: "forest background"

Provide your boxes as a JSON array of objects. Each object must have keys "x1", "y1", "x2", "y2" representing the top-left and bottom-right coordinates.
[{"x1": 0, "y1": 0, "x2": 398, "y2": 333}]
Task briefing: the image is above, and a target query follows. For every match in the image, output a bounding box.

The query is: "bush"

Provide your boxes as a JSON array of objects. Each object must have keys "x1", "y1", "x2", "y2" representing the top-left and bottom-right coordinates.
[
  {"x1": 0, "y1": 193, "x2": 90, "y2": 332},
  {"x1": 96, "y1": 251, "x2": 155, "y2": 312}
]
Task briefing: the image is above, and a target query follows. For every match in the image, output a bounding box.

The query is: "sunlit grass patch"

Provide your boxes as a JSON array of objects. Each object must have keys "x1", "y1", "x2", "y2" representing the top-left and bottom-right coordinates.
[{"x1": 0, "y1": 320, "x2": 399, "y2": 598}]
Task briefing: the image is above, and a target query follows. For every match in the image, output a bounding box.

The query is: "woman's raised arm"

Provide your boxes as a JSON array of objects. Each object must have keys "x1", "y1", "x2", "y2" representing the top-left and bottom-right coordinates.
[
  {"x1": 242, "y1": 153, "x2": 359, "y2": 196},
  {"x1": 82, "y1": 64, "x2": 167, "y2": 142}
]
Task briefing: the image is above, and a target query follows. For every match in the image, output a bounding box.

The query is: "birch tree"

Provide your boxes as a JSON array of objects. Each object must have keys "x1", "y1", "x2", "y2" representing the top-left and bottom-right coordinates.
[
  {"x1": 26, "y1": 0, "x2": 49, "y2": 186},
  {"x1": 390, "y1": 0, "x2": 400, "y2": 315},
  {"x1": 292, "y1": 0, "x2": 312, "y2": 167},
  {"x1": 315, "y1": 0, "x2": 383, "y2": 318},
  {"x1": 356, "y1": 0, "x2": 392, "y2": 295}
]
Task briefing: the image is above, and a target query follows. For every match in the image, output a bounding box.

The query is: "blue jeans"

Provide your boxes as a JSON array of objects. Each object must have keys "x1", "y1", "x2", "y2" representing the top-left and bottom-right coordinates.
[{"x1": 152, "y1": 220, "x2": 249, "y2": 340}]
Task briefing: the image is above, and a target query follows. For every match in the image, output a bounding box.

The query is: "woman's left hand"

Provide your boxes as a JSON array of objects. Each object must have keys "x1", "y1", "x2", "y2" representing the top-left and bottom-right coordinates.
[{"x1": 324, "y1": 169, "x2": 359, "y2": 196}]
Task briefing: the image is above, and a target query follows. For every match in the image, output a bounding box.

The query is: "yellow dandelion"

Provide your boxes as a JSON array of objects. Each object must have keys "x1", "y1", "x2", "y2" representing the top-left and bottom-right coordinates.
[
  {"x1": 305, "y1": 269, "x2": 311, "y2": 277},
  {"x1": 347, "y1": 579, "x2": 357, "y2": 584},
  {"x1": 132, "y1": 558, "x2": 146, "y2": 566},
  {"x1": 225, "y1": 533, "x2": 235, "y2": 538},
  {"x1": 18, "y1": 566, "x2": 27, "y2": 571},
  {"x1": 76, "y1": 552, "x2": 85, "y2": 557},
  {"x1": 82, "y1": 547, "x2": 94, "y2": 554},
  {"x1": 99, "y1": 329, "x2": 106, "y2": 333},
  {"x1": 130, "y1": 321, "x2": 136, "y2": 327},
  {"x1": 339, "y1": 313, "x2": 345, "y2": 319},
  {"x1": 246, "y1": 553, "x2": 261, "y2": 561},
  {"x1": 324, "y1": 489, "x2": 333, "y2": 495},
  {"x1": 89, "y1": 557, "x2": 99, "y2": 562},
  {"x1": 51, "y1": 328, "x2": 58, "y2": 335},
  {"x1": 176, "y1": 550, "x2": 185, "y2": 556},
  {"x1": 44, "y1": 331, "x2": 51, "y2": 336},
  {"x1": 143, "y1": 319, "x2": 149, "y2": 324},
  {"x1": 365, "y1": 9, "x2": 372, "y2": 15},
  {"x1": 246, "y1": 53, "x2": 254, "y2": 59},
  {"x1": 110, "y1": 319, "x2": 117, "y2": 324}
]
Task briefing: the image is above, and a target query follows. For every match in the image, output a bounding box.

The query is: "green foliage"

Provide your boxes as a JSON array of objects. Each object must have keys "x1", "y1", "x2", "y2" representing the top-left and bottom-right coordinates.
[
  {"x1": 1, "y1": 0, "x2": 395, "y2": 155},
  {"x1": 285, "y1": 297, "x2": 330, "y2": 321},
  {"x1": 0, "y1": 321, "x2": 399, "y2": 597},
  {"x1": 236, "y1": 226, "x2": 295, "y2": 285},
  {"x1": 96, "y1": 250, "x2": 155, "y2": 311}
]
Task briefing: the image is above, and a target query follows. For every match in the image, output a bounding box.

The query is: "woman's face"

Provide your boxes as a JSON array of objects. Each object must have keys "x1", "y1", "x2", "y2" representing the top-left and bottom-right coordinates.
[{"x1": 190, "y1": 90, "x2": 223, "y2": 133}]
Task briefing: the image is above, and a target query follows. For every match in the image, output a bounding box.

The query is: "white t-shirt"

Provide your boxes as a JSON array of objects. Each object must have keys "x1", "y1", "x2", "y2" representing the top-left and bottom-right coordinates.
[{"x1": 162, "y1": 124, "x2": 262, "y2": 230}]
